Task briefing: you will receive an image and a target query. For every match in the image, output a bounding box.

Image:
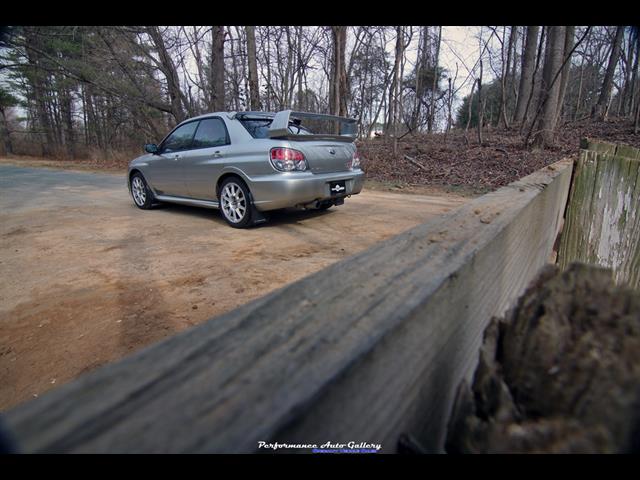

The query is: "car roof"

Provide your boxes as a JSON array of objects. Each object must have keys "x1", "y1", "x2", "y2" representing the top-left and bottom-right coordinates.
[
  {"x1": 178, "y1": 111, "x2": 277, "y2": 125},
  {"x1": 178, "y1": 112, "x2": 234, "y2": 124}
]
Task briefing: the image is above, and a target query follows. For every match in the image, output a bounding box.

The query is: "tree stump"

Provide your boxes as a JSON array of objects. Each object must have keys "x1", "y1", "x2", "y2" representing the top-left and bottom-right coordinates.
[{"x1": 446, "y1": 263, "x2": 640, "y2": 453}]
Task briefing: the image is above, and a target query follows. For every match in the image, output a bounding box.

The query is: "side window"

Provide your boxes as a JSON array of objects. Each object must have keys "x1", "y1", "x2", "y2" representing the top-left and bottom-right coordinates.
[
  {"x1": 192, "y1": 118, "x2": 229, "y2": 149},
  {"x1": 161, "y1": 122, "x2": 198, "y2": 153}
]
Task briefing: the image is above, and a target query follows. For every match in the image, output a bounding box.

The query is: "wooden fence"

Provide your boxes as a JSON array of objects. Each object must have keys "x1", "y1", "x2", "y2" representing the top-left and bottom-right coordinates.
[
  {"x1": 2, "y1": 159, "x2": 574, "y2": 453},
  {"x1": 558, "y1": 139, "x2": 640, "y2": 289}
]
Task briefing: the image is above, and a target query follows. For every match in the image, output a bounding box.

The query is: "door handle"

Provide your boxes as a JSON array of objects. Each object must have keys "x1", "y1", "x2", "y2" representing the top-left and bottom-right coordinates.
[
  {"x1": 173, "y1": 154, "x2": 181, "y2": 160},
  {"x1": 213, "y1": 151, "x2": 223, "y2": 158}
]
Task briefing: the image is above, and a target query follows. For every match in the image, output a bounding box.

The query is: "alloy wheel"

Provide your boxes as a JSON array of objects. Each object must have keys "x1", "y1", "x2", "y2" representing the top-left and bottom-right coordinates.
[
  {"x1": 220, "y1": 182, "x2": 247, "y2": 223},
  {"x1": 132, "y1": 176, "x2": 147, "y2": 207}
]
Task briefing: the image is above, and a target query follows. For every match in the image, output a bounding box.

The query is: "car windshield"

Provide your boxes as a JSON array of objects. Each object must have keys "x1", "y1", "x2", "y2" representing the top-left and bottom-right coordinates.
[{"x1": 239, "y1": 117, "x2": 314, "y2": 138}]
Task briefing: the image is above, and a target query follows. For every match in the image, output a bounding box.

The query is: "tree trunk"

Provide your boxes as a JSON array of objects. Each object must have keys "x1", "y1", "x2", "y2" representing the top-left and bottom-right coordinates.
[
  {"x1": 412, "y1": 26, "x2": 430, "y2": 130},
  {"x1": 446, "y1": 77, "x2": 453, "y2": 134},
  {"x1": 500, "y1": 26, "x2": 517, "y2": 129},
  {"x1": 146, "y1": 26, "x2": 188, "y2": 123},
  {"x1": 627, "y1": 33, "x2": 639, "y2": 118},
  {"x1": 393, "y1": 27, "x2": 406, "y2": 153},
  {"x1": 555, "y1": 26, "x2": 576, "y2": 125},
  {"x1": 338, "y1": 28, "x2": 348, "y2": 117},
  {"x1": 463, "y1": 77, "x2": 477, "y2": 144},
  {"x1": 620, "y1": 32, "x2": 634, "y2": 116},
  {"x1": 296, "y1": 26, "x2": 304, "y2": 110},
  {"x1": 514, "y1": 26, "x2": 540, "y2": 125},
  {"x1": 635, "y1": 93, "x2": 640, "y2": 133},
  {"x1": 189, "y1": 27, "x2": 208, "y2": 114},
  {"x1": 575, "y1": 54, "x2": 585, "y2": 120},
  {"x1": 229, "y1": 30, "x2": 241, "y2": 111},
  {"x1": 427, "y1": 26, "x2": 442, "y2": 133},
  {"x1": 520, "y1": 27, "x2": 547, "y2": 134},
  {"x1": 264, "y1": 27, "x2": 272, "y2": 111},
  {"x1": 330, "y1": 26, "x2": 341, "y2": 116},
  {"x1": 477, "y1": 61, "x2": 484, "y2": 145},
  {"x1": 593, "y1": 26, "x2": 625, "y2": 120},
  {"x1": 0, "y1": 107, "x2": 13, "y2": 155},
  {"x1": 211, "y1": 26, "x2": 226, "y2": 112},
  {"x1": 330, "y1": 26, "x2": 347, "y2": 120},
  {"x1": 283, "y1": 27, "x2": 293, "y2": 108},
  {"x1": 63, "y1": 91, "x2": 75, "y2": 158},
  {"x1": 87, "y1": 88, "x2": 103, "y2": 149},
  {"x1": 386, "y1": 26, "x2": 403, "y2": 152},
  {"x1": 24, "y1": 27, "x2": 55, "y2": 156},
  {"x1": 510, "y1": 27, "x2": 520, "y2": 112},
  {"x1": 532, "y1": 26, "x2": 566, "y2": 148}
]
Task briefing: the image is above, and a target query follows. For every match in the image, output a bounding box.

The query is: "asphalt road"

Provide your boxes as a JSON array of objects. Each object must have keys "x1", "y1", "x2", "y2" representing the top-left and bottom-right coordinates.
[
  {"x1": 0, "y1": 164, "x2": 469, "y2": 410},
  {"x1": 0, "y1": 165, "x2": 127, "y2": 211}
]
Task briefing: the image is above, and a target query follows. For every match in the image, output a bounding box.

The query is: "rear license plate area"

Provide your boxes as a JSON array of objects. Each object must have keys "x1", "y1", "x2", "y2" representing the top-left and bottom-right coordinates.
[{"x1": 329, "y1": 180, "x2": 346, "y2": 196}]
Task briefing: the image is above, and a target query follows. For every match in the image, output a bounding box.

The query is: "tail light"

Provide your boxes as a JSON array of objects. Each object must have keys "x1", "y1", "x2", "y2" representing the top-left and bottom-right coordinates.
[
  {"x1": 350, "y1": 147, "x2": 361, "y2": 170},
  {"x1": 269, "y1": 147, "x2": 308, "y2": 172}
]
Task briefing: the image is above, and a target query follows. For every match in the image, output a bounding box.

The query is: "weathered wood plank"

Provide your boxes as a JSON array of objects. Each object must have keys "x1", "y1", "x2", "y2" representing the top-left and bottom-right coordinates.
[
  {"x1": 580, "y1": 137, "x2": 617, "y2": 155},
  {"x1": 3, "y1": 160, "x2": 573, "y2": 454},
  {"x1": 559, "y1": 140, "x2": 640, "y2": 289}
]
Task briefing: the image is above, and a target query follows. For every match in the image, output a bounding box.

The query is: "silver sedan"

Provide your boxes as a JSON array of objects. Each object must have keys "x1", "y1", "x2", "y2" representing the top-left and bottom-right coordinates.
[{"x1": 127, "y1": 110, "x2": 366, "y2": 228}]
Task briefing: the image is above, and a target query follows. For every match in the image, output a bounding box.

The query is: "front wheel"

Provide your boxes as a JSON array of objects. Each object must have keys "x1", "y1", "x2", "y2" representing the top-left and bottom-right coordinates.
[
  {"x1": 130, "y1": 173, "x2": 155, "y2": 210},
  {"x1": 219, "y1": 177, "x2": 254, "y2": 228}
]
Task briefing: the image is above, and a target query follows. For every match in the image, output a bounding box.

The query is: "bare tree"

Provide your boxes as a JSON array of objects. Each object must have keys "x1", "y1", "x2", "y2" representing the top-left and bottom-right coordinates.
[
  {"x1": 146, "y1": 26, "x2": 191, "y2": 123},
  {"x1": 532, "y1": 26, "x2": 566, "y2": 148},
  {"x1": 0, "y1": 88, "x2": 17, "y2": 154},
  {"x1": 463, "y1": 77, "x2": 477, "y2": 145},
  {"x1": 427, "y1": 26, "x2": 442, "y2": 132},
  {"x1": 499, "y1": 26, "x2": 517, "y2": 128},
  {"x1": 330, "y1": 26, "x2": 348, "y2": 118},
  {"x1": 477, "y1": 61, "x2": 485, "y2": 145},
  {"x1": 555, "y1": 26, "x2": 575, "y2": 125},
  {"x1": 592, "y1": 26, "x2": 624, "y2": 120},
  {"x1": 386, "y1": 26, "x2": 404, "y2": 153},
  {"x1": 624, "y1": 28, "x2": 639, "y2": 116},
  {"x1": 514, "y1": 26, "x2": 540, "y2": 126},
  {"x1": 210, "y1": 26, "x2": 225, "y2": 111},
  {"x1": 635, "y1": 92, "x2": 640, "y2": 133},
  {"x1": 5, "y1": 25, "x2": 637, "y2": 162}
]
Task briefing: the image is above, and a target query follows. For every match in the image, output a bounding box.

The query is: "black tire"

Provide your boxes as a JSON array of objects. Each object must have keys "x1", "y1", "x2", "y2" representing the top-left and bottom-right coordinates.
[
  {"x1": 218, "y1": 177, "x2": 254, "y2": 228},
  {"x1": 130, "y1": 172, "x2": 155, "y2": 210}
]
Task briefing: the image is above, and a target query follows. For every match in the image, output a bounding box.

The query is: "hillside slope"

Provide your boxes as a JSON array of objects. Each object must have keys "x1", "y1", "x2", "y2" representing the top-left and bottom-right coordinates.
[{"x1": 360, "y1": 118, "x2": 639, "y2": 194}]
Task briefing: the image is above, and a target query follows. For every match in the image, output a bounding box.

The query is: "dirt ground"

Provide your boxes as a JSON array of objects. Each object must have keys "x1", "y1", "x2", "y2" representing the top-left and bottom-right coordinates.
[{"x1": 0, "y1": 162, "x2": 470, "y2": 411}]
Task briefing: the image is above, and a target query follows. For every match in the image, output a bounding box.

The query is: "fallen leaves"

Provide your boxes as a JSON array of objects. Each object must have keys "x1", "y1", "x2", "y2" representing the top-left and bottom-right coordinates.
[{"x1": 358, "y1": 118, "x2": 639, "y2": 193}]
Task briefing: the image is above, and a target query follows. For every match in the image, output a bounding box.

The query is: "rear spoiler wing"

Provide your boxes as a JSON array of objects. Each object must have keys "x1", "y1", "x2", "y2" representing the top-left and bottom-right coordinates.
[{"x1": 267, "y1": 110, "x2": 358, "y2": 143}]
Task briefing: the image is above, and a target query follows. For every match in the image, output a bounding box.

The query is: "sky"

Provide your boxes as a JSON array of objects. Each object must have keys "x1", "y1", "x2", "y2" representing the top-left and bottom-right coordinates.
[
  {"x1": 403, "y1": 26, "x2": 501, "y2": 120},
  {"x1": 441, "y1": 26, "x2": 485, "y2": 99}
]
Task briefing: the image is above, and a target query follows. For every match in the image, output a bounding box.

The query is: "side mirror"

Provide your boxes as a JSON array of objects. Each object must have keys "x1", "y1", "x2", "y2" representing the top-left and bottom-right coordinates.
[{"x1": 144, "y1": 143, "x2": 159, "y2": 154}]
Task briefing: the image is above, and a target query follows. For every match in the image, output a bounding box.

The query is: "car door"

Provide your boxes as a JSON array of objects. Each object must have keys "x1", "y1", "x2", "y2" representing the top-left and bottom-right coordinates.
[
  {"x1": 146, "y1": 121, "x2": 198, "y2": 197},
  {"x1": 181, "y1": 117, "x2": 231, "y2": 201}
]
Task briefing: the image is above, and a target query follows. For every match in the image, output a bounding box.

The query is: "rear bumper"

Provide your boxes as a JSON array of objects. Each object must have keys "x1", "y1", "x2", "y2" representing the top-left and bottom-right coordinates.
[{"x1": 248, "y1": 169, "x2": 365, "y2": 211}]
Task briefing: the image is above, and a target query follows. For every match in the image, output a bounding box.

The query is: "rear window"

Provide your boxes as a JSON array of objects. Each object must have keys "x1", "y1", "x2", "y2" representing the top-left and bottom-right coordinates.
[{"x1": 239, "y1": 118, "x2": 314, "y2": 138}]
